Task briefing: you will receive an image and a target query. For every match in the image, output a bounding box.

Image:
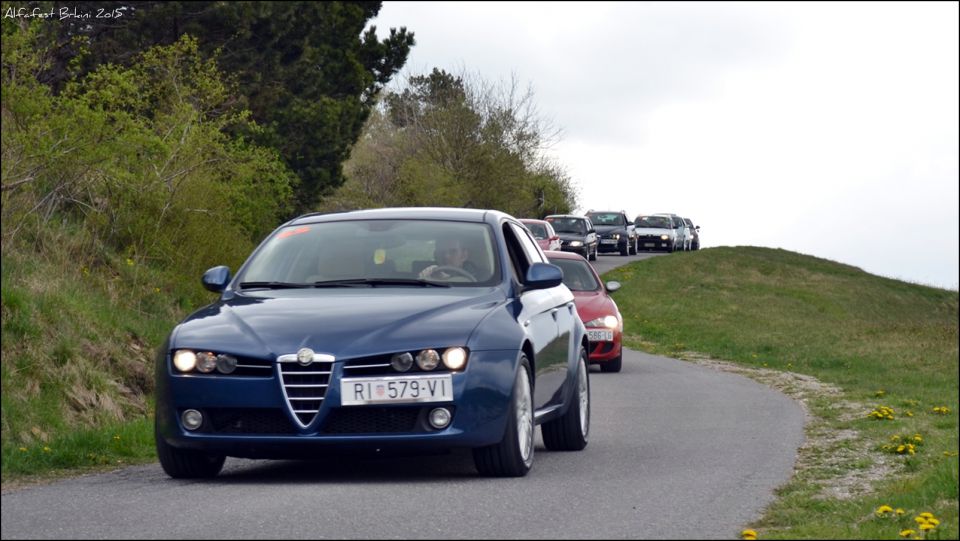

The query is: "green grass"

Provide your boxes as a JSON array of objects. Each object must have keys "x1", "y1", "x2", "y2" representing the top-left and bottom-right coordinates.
[{"x1": 604, "y1": 246, "x2": 958, "y2": 539}]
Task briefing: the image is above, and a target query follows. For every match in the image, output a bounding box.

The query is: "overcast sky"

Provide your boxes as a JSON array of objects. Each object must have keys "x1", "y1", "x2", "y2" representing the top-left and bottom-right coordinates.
[{"x1": 372, "y1": 1, "x2": 959, "y2": 290}]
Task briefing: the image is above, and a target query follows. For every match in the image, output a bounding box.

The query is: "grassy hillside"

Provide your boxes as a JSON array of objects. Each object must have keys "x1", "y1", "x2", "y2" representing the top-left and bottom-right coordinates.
[{"x1": 604, "y1": 246, "x2": 958, "y2": 539}]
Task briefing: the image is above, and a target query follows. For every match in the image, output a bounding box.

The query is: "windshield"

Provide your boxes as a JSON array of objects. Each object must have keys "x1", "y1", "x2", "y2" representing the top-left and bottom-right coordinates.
[
  {"x1": 546, "y1": 217, "x2": 586, "y2": 235},
  {"x1": 239, "y1": 220, "x2": 500, "y2": 287},
  {"x1": 586, "y1": 212, "x2": 624, "y2": 226},
  {"x1": 549, "y1": 258, "x2": 601, "y2": 292},
  {"x1": 635, "y1": 216, "x2": 673, "y2": 229},
  {"x1": 524, "y1": 222, "x2": 548, "y2": 239}
]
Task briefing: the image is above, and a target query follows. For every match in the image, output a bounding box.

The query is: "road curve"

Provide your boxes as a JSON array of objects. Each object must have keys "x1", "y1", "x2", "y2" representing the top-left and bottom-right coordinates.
[{"x1": 1, "y1": 347, "x2": 804, "y2": 539}]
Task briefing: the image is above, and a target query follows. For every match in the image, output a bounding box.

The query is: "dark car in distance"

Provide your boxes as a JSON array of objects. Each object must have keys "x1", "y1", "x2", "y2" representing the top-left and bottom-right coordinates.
[
  {"x1": 684, "y1": 217, "x2": 700, "y2": 250},
  {"x1": 544, "y1": 214, "x2": 599, "y2": 261},
  {"x1": 155, "y1": 208, "x2": 591, "y2": 478},
  {"x1": 585, "y1": 210, "x2": 637, "y2": 256}
]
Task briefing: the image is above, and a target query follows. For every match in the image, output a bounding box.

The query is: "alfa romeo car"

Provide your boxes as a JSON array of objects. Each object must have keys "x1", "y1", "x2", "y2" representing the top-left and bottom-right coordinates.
[
  {"x1": 545, "y1": 251, "x2": 624, "y2": 372},
  {"x1": 155, "y1": 208, "x2": 590, "y2": 478}
]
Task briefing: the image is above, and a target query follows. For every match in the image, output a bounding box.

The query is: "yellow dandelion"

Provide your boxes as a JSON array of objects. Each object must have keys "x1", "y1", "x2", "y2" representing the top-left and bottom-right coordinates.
[
  {"x1": 906, "y1": 411, "x2": 913, "y2": 417},
  {"x1": 126, "y1": 258, "x2": 134, "y2": 266},
  {"x1": 896, "y1": 508, "x2": 906, "y2": 516},
  {"x1": 913, "y1": 435, "x2": 923, "y2": 443},
  {"x1": 928, "y1": 518, "x2": 940, "y2": 526},
  {"x1": 741, "y1": 529, "x2": 758, "y2": 540},
  {"x1": 919, "y1": 513, "x2": 935, "y2": 519},
  {"x1": 915, "y1": 517, "x2": 928, "y2": 525},
  {"x1": 919, "y1": 524, "x2": 935, "y2": 531},
  {"x1": 19, "y1": 447, "x2": 27, "y2": 452},
  {"x1": 876, "y1": 390, "x2": 886, "y2": 397},
  {"x1": 42, "y1": 446, "x2": 51, "y2": 452},
  {"x1": 877, "y1": 505, "x2": 894, "y2": 515},
  {"x1": 113, "y1": 435, "x2": 121, "y2": 440},
  {"x1": 900, "y1": 530, "x2": 915, "y2": 538}
]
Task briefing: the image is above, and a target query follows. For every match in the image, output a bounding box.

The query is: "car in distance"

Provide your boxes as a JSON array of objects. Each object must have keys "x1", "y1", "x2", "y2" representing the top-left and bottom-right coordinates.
[
  {"x1": 634, "y1": 214, "x2": 679, "y2": 252},
  {"x1": 668, "y1": 214, "x2": 691, "y2": 251},
  {"x1": 545, "y1": 251, "x2": 624, "y2": 373},
  {"x1": 544, "y1": 214, "x2": 599, "y2": 261},
  {"x1": 155, "y1": 208, "x2": 591, "y2": 478},
  {"x1": 684, "y1": 218, "x2": 700, "y2": 250},
  {"x1": 585, "y1": 210, "x2": 637, "y2": 256},
  {"x1": 519, "y1": 218, "x2": 562, "y2": 252}
]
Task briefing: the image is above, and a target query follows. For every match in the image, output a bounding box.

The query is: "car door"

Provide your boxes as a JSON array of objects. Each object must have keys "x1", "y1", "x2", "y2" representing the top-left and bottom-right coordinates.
[{"x1": 505, "y1": 222, "x2": 567, "y2": 411}]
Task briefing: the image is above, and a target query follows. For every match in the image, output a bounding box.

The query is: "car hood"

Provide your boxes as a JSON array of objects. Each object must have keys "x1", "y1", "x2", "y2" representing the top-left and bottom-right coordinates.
[
  {"x1": 636, "y1": 227, "x2": 673, "y2": 237},
  {"x1": 171, "y1": 288, "x2": 506, "y2": 360},
  {"x1": 593, "y1": 224, "x2": 628, "y2": 235},
  {"x1": 557, "y1": 232, "x2": 587, "y2": 241},
  {"x1": 572, "y1": 290, "x2": 618, "y2": 325}
]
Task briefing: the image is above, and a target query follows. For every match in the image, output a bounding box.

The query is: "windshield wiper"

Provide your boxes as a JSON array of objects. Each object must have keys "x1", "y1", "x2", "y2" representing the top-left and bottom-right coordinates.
[
  {"x1": 312, "y1": 278, "x2": 451, "y2": 288},
  {"x1": 239, "y1": 281, "x2": 313, "y2": 290}
]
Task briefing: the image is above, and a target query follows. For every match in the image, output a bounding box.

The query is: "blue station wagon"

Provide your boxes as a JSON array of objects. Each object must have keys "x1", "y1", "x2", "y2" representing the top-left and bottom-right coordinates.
[{"x1": 155, "y1": 208, "x2": 591, "y2": 478}]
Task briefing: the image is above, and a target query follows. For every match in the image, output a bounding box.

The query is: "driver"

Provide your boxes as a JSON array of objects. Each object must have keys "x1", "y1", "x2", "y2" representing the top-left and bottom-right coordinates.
[{"x1": 419, "y1": 237, "x2": 479, "y2": 280}]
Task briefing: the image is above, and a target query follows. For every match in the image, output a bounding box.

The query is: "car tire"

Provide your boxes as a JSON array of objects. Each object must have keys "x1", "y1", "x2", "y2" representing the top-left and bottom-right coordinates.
[
  {"x1": 155, "y1": 423, "x2": 226, "y2": 479},
  {"x1": 542, "y1": 347, "x2": 590, "y2": 451},
  {"x1": 619, "y1": 243, "x2": 629, "y2": 256},
  {"x1": 589, "y1": 246, "x2": 597, "y2": 261},
  {"x1": 473, "y1": 356, "x2": 534, "y2": 477},
  {"x1": 600, "y1": 353, "x2": 622, "y2": 373},
  {"x1": 629, "y1": 239, "x2": 637, "y2": 255}
]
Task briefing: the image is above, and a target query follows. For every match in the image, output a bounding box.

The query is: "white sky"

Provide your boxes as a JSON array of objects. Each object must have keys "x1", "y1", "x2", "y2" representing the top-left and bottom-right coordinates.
[{"x1": 372, "y1": 1, "x2": 959, "y2": 290}]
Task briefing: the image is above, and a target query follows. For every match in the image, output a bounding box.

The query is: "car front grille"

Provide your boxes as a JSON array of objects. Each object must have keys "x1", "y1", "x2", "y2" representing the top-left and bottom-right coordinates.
[
  {"x1": 206, "y1": 408, "x2": 297, "y2": 434},
  {"x1": 279, "y1": 359, "x2": 334, "y2": 427},
  {"x1": 321, "y1": 406, "x2": 455, "y2": 434}
]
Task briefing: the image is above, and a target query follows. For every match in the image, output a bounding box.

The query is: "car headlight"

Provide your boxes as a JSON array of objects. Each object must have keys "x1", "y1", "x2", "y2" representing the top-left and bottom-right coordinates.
[
  {"x1": 172, "y1": 349, "x2": 239, "y2": 374},
  {"x1": 442, "y1": 347, "x2": 468, "y2": 370},
  {"x1": 173, "y1": 350, "x2": 197, "y2": 372},
  {"x1": 569, "y1": 240, "x2": 583, "y2": 247},
  {"x1": 585, "y1": 315, "x2": 619, "y2": 329},
  {"x1": 660, "y1": 234, "x2": 669, "y2": 241},
  {"x1": 611, "y1": 233, "x2": 620, "y2": 240},
  {"x1": 390, "y1": 348, "x2": 469, "y2": 372}
]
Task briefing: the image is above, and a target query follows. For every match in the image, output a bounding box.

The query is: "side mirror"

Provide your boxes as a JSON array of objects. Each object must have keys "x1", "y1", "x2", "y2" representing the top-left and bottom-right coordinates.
[
  {"x1": 524, "y1": 262, "x2": 563, "y2": 291},
  {"x1": 606, "y1": 280, "x2": 621, "y2": 293},
  {"x1": 696, "y1": 225, "x2": 701, "y2": 230},
  {"x1": 202, "y1": 265, "x2": 231, "y2": 293},
  {"x1": 550, "y1": 235, "x2": 559, "y2": 241}
]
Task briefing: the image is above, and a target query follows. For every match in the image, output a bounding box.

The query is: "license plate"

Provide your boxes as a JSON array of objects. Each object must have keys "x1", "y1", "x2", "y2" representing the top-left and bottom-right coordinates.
[
  {"x1": 341, "y1": 375, "x2": 453, "y2": 405},
  {"x1": 644, "y1": 242, "x2": 655, "y2": 247},
  {"x1": 601, "y1": 239, "x2": 617, "y2": 244},
  {"x1": 587, "y1": 329, "x2": 614, "y2": 342}
]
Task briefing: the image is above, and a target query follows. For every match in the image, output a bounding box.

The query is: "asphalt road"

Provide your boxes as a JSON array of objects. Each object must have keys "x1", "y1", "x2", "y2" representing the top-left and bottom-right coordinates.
[{"x1": 1, "y1": 250, "x2": 806, "y2": 539}]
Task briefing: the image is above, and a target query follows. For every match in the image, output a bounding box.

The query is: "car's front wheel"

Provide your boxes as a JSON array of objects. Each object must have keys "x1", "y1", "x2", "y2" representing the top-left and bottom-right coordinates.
[
  {"x1": 155, "y1": 423, "x2": 225, "y2": 479},
  {"x1": 473, "y1": 356, "x2": 534, "y2": 477},
  {"x1": 600, "y1": 353, "x2": 622, "y2": 373},
  {"x1": 542, "y1": 347, "x2": 590, "y2": 450}
]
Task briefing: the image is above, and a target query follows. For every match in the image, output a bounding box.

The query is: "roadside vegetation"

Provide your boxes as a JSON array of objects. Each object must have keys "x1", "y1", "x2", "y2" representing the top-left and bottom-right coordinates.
[{"x1": 605, "y1": 246, "x2": 958, "y2": 539}]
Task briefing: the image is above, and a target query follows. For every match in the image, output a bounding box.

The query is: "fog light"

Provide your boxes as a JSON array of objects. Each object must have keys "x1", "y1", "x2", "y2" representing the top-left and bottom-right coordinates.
[
  {"x1": 216, "y1": 354, "x2": 238, "y2": 374},
  {"x1": 196, "y1": 352, "x2": 217, "y2": 373},
  {"x1": 442, "y1": 347, "x2": 468, "y2": 370},
  {"x1": 416, "y1": 349, "x2": 440, "y2": 371},
  {"x1": 391, "y1": 352, "x2": 414, "y2": 372},
  {"x1": 173, "y1": 350, "x2": 196, "y2": 372},
  {"x1": 428, "y1": 407, "x2": 451, "y2": 429},
  {"x1": 181, "y1": 409, "x2": 203, "y2": 431}
]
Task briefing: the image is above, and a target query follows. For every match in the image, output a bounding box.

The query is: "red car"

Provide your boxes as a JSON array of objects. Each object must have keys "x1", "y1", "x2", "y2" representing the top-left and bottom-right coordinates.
[
  {"x1": 519, "y1": 218, "x2": 562, "y2": 252},
  {"x1": 545, "y1": 250, "x2": 624, "y2": 372}
]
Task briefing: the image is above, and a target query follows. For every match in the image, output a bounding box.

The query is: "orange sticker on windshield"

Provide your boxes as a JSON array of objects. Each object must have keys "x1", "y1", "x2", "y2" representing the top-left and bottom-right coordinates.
[
  {"x1": 277, "y1": 226, "x2": 310, "y2": 239},
  {"x1": 373, "y1": 249, "x2": 386, "y2": 265}
]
